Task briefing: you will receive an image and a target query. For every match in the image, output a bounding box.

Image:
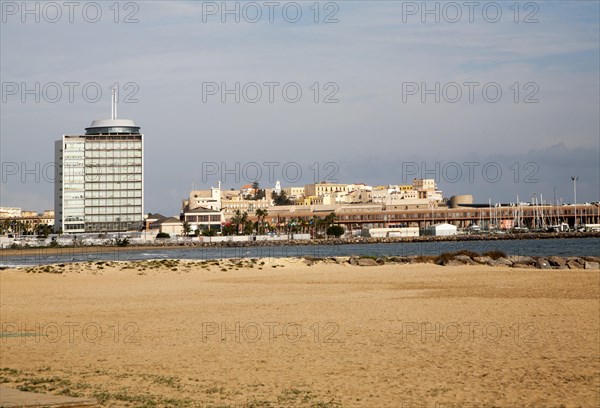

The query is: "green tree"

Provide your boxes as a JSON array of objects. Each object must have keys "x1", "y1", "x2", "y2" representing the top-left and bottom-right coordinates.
[
  {"x1": 326, "y1": 225, "x2": 345, "y2": 238},
  {"x1": 202, "y1": 229, "x2": 216, "y2": 237},
  {"x1": 230, "y1": 210, "x2": 243, "y2": 235},
  {"x1": 230, "y1": 210, "x2": 252, "y2": 235},
  {"x1": 324, "y1": 212, "x2": 337, "y2": 226},
  {"x1": 271, "y1": 190, "x2": 293, "y2": 206},
  {"x1": 243, "y1": 219, "x2": 255, "y2": 235},
  {"x1": 0, "y1": 220, "x2": 10, "y2": 235},
  {"x1": 323, "y1": 212, "x2": 338, "y2": 238},
  {"x1": 221, "y1": 223, "x2": 236, "y2": 236},
  {"x1": 35, "y1": 223, "x2": 52, "y2": 238},
  {"x1": 182, "y1": 221, "x2": 191, "y2": 236},
  {"x1": 299, "y1": 218, "x2": 309, "y2": 234},
  {"x1": 255, "y1": 208, "x2": 268, "y2": 234}
]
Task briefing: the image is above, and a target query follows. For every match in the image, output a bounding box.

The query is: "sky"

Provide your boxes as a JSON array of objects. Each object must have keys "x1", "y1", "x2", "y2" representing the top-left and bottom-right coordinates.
[{"x1": 1, "y1": 0, "x2": 599, "y2": 215}]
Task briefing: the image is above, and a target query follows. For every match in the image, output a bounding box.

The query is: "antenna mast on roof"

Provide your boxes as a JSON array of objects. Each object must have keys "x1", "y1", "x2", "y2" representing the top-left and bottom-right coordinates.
[{"x1": 111, "y1": 87, "x2": 118, "y2": 119}]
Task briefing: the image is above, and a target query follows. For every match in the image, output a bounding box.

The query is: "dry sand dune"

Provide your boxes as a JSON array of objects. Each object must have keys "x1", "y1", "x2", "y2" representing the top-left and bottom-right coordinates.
[{"x1": 1, "y1": 258, "x2": 599, "y2": 407}]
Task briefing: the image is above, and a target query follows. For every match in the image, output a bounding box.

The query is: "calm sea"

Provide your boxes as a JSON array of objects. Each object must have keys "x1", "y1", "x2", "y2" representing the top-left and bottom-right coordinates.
[{"x1": 1, "y1": 238, "x2": 599, "y2": 267}]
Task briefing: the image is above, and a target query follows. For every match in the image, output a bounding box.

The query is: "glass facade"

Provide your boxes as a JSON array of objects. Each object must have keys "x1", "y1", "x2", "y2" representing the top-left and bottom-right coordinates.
[
  {"x1": 58, "y1": 133, "x2": 143, "y2": 233},
  {"x1": 62, "y1": 139, "x2": 85, "y2": 232}
]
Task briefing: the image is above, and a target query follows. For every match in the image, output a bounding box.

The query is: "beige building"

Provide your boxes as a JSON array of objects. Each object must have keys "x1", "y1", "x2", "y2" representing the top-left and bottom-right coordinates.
[
  {"x1": 304, "y1": 182, "x2": 349, "y2": 197},
  {"x1": 180, "y1": 179, "x2": 445, "y2": 226},
  {"x1": 221, "y1": 196, "x2": 271, "y2": 217},
  {"x1": 182, "y1": 184, "x2": 272, "y2": 224},
  {"x1": 346, "y1": 189, "x2": 373, "y2": 204},
  {"x1": 282, "y1": 186, "x2": 305, "y2": 202},
  {"x1": 158, "y1": 217, "x2": 184, "y2": 235},
  {"x1": 185, "y1": 186, "x2": 221, "y2": 211},
  {"x1": 0, "y1": 209, "x2": 55, "y2": 233},
  {"x1": 0, "y1": 207, "x2": 22, "y2": 218},
  {"x1": 370, "y1": 180, "x2": 442, "y2": 206}
]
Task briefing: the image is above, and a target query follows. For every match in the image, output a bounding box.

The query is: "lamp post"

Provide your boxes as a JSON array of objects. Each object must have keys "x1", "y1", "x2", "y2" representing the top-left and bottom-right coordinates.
[{"x1": 571, "y1": 176, "x2": 578, "y2": 231}]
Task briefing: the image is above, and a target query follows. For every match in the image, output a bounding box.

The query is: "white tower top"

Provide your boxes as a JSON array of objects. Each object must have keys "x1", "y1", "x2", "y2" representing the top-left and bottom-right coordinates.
[
  {"x1": 85, "y1": 87, "x2": 139, "y2": 134},
  {"x1": 111, "y1": 87, "x2": 118, "y2": 120}
]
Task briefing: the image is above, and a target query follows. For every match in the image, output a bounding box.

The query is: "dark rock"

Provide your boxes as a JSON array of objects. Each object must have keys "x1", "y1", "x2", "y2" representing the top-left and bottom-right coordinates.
[
  {"x1": 494, "y1": 258, "x2": 513, "y2": 267},
  {"x1": 534, "y1": 258, "x2": 551, "y2": 269},
  {"x1": 509, "y1": 256, "x2": 536, "y2": 265},
  {"x1": 454, "y1": 255, "x2": 475, "y2": 264},
  {"x1": 566, "y1": 260, "x2": 583, "y2": 269},
  {"x1": 357, "y1": 258, "x2": 378, "y2": 267},
  {"x1": 349, "y1": 256, "x2": 358, "y2": 266},
  {"x1": 486, "y1": 259, "x2": 510, "y2": 267},
  {"x1": 547, "y1": 256, "x2": 566, "y2": 267}
]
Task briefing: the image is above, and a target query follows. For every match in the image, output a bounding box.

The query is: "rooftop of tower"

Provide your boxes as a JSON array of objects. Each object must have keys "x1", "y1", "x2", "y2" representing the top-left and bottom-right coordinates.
[{"x1": 85, "y1": 118, "x2": 140, "y2": 135}]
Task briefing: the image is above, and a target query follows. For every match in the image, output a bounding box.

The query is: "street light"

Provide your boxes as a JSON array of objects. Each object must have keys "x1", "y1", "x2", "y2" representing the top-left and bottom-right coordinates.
[{"x1": 571, "y1": 176, "x2": 578, "y2": 231}]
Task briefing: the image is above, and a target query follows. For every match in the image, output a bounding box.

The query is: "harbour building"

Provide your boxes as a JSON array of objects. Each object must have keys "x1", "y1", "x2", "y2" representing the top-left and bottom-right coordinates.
[{"x1": 54, "y1": 92, "x2": 144, "y2": 233}]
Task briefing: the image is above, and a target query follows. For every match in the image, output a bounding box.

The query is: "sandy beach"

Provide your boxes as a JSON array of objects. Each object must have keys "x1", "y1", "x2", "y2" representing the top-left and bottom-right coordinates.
[{"x1": 1, "y1": 258, "x2": 598, "y2": 407}]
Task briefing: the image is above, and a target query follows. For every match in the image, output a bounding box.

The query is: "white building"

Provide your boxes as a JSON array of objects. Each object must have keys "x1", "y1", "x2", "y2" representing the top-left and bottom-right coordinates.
[
  {"x1": 362, "y1": 227, "x2": 420, "y2": 238},
  {"x1": 186, "y1": 185, "x2": 222, "y2": 211},
  {"x1": 426, "y1": 223, "x2": 457, "y2": 236},
  {"x1": 282, "y1": 186, "x2": 306, "y2": 201},
  {"x1": 181, "y1": 206, "x2": 224, "y2": 232},
  {"x1": 370, "y1": 180, "x2": 443, "y2": 206},
  {"x1": 54, "y1": 93, "x2": 143, "y2": 233},
  {"x1": 0, "y1": 207, "x2": 22, "y2": 218}
]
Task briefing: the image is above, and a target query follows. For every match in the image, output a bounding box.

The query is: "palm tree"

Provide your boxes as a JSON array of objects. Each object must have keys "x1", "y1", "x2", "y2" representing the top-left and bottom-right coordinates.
[
  {"x1": 299, "y1": 218, "x2": 309, "y2": 234},
  {"x1": 35, "y1": 223, "x2": 52, "y2": 238},
  {"x1": 231, "y1": 210, "x2": 250, "y2": 235},
  {"x1": 0, "y1": 219, "x2": 10, "y2": 235},
  {"x1": 310, "y1": 215, "x2": 319, "y2": 238},
  {"x1": 255, "y1": 208, "x2": 268, "y2": 234},
  {"x1": 325, "y1": 212, "x2": 337, "y2": 226},
  {"x1": 230, "y1": 210, "x2": 243, "y2": 235},
  {"x1": 324, "y1": 212, "x2": 337, "y2": 239},
  {"x1": 12, "y1": 220, "x2": 27, "y2": 237},
  {"x1": 182, "y1": 221, "x2": 191, "y2": 236},
  {"x1": 243, "y1": 219, "x2": 255, "y2": 235}
]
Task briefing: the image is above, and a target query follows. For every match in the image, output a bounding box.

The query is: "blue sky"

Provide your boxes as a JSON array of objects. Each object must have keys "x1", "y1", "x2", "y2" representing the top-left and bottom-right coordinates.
[{"x1": 1, "y1": 1, "x2": 599, "y2": 215}]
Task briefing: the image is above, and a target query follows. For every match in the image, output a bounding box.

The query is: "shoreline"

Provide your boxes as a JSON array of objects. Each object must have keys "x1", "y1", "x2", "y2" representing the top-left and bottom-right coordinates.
[
  {"x1": 3, "y1": 253, "x2": 599, "y2": 271},
  {"x1": 1, "y1": 231, "x2": 599, "y2": 258}
]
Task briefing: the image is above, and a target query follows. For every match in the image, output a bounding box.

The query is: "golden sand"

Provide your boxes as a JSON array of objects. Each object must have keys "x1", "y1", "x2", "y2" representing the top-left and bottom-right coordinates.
[{"x1": 1, "y1": 258, "x2": 598, "y2": 407}]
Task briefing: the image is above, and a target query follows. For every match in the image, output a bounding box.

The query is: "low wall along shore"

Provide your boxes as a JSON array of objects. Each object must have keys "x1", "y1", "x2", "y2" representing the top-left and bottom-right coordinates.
[{"x1": 2, "y1": 231, "x2": 599, "y2": 253}]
